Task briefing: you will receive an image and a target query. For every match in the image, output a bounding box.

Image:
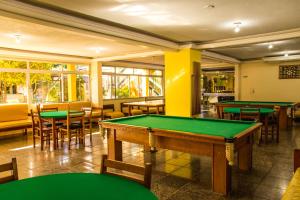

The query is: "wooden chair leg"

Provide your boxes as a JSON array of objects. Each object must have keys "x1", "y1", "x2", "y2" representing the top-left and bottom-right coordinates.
[{"x1": 40, "y1": 135, "x2": 44, "y2": 151}]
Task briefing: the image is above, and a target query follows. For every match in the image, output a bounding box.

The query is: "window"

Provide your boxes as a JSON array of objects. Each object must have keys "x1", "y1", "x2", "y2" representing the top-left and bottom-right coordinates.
[
  {"x1": 0, "y1": 60, "x2": 90, "y2": 104},
  {"x1": 102, "y1": 66, "x2": 163, "y2": 99},
  {"x1": 31, "y1": 73, "x2": 61, "y2": 103},
  {"x1": 0, "y1": 72, "x2": 26, "y2": 103}
]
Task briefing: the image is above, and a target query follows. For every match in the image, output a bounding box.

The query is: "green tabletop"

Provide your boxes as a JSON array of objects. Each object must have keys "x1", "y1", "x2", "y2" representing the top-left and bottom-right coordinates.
[
  {"x1": 220, "y1": 100, "x2": 294, "y2": 107},
  {"x1": 104, "y1": 115, "x2": 257, "y2": 139},
  {"x1": 40, "y1": 111, "x2": 84, "y2": 119},
  {"x1": 224, "y1": 107, "x2": 274, "y2": 115},
  {"x1": 0, "y1": 173, "x2": 157, "y2": 200}
]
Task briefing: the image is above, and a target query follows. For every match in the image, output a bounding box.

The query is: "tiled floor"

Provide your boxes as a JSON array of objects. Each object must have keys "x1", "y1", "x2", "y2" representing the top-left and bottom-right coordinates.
[{"x1": 0, "y1": 115, "x2": 299, "y2": 200}]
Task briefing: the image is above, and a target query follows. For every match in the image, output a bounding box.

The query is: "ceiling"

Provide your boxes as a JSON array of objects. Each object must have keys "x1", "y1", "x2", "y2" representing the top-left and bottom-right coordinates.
[
  {"x1": 33, "y1": 0, "x2": 300, "y2": 42},
  {"x1": 0, "y1": 0, "x2": 299, "y2": 62},
  {"x1": 212, "y1": 38, "x2": 300, "y2": 60},
  {"x1": 0, "y1": 15, "x2": 158, "y2": 58}
]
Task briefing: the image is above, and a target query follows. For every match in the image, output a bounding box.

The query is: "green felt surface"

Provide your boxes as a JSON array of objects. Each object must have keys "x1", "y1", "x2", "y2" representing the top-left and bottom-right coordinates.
[
  {"x1": 104, "y1": 115, "x2": 256, "y2": 139},
  {"x1": 221, "y1": 101, "x2": 294, "y2": 107},
  {"x1": 0, "y1": 173, "x2": 157, "y2": 200},
  {"x1": 40, "y1": 111, "x2": 67, "y2": 118},
  {"x1": 224, "y1": 107, "x2": 274, "y2": 114},
  {"x1": 40, "y1": 111, "x2": 83, "y2": 119}
]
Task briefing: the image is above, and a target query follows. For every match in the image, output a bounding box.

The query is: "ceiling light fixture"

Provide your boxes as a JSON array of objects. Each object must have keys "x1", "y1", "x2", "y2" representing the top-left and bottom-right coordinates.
[
  {"x1": 284, "y1": 53, "x2": 289, "y2": 57},
  {"x1": 234, "y1": 22, "x2": 241, "y2": 33},
  {"x1": 14, "y1": 34, "x2": 21, "y2": 44},
  {"x1": 268, "y1": 44, "x2": 273, "y2": 49}
]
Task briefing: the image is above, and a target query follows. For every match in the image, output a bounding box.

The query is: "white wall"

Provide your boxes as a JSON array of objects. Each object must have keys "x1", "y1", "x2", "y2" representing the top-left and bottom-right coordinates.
[{"x1": 240, "y1": 60, "x2": 300, "y2": 102}]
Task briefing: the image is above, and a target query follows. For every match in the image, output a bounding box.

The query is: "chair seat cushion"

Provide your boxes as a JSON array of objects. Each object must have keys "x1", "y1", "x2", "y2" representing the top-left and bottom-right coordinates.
[
  {"x1": 104, "y1": 111, "x2": 125, "y2": 119},
  {"x1": 131, "y1": 109, "x2": 143, "y2": 115},
  {"x1": 282, "y1": 168, "x2": 300, "y2": 200},
  {"x1": 141, "y1": 107, "x2": 158, "y2": 114},
  {"x1": 0, "y1": 119, "x2": 31, "y2": 130}
]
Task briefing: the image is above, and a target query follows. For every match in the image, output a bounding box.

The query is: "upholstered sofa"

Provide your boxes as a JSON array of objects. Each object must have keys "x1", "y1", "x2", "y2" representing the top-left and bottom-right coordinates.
[
  {"x1": 0, "y1": 104, "x2": 31, "y2": 135},
  {"x1": 281, "y1": 149, "x2": 300, "y2": 199}
]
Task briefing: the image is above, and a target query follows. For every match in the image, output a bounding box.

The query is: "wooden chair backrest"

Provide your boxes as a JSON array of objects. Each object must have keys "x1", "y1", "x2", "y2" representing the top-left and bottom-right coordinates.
[
  {"x1": 0, "y1": 158, "x2": 18, "y2": 184},
  {"x1": 240, "y1": 107, "x2": 261, "y2": 121},
  {"x1": 100, "y1": 154, "x2": 152, "y2": 189},
  {"x1": 66, "y1": 104, "x2": 85, "y2": 131},
  {"x1": 36, "y1": 104, "x2": 46, "y2": 129}
]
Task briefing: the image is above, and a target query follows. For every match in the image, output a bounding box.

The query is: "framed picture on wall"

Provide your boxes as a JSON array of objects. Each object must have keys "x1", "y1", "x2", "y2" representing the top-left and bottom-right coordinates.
[{"x1": 279, "y1": 65, "x2": 300, "y2": 79}]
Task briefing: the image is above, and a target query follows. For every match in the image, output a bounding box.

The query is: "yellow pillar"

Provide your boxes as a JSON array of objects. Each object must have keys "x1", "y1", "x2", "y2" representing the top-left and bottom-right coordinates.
[
  {"x1": 164, "y1": 48, "x2": 201, "y2": 117},
  {"x1": 67, "y1": 64, "x2": 77, "y2": 101}
]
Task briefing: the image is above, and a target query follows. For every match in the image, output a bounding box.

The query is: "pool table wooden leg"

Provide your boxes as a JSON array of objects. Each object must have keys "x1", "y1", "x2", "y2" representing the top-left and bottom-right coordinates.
[
  {"x1": 279, "y1": 107, "x2": 288, "y2": 130},
  {"x1": 107, "y1": 129, "x2": 123, "y2": 161},
  {"x1": 238, "y1": 137, "x2": 253, "y2": 171},
  {"x1": 212, "y1": 144, "x2": 231, "y2": 195}
]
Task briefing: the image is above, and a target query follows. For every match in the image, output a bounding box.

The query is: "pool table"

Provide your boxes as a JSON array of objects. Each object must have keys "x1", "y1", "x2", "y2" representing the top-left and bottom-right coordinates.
[
  {"x1": 101, "y1": 115, "x2": 261, "y2": 195},
  {"x1": 216, "y1": 101, "x2": 298, "y2": 130}
]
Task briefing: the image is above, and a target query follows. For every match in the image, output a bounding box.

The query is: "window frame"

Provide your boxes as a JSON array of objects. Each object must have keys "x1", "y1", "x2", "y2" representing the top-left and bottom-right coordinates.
[{"x1": 102, "y1": 65, "x2": 164, "y2": 100}]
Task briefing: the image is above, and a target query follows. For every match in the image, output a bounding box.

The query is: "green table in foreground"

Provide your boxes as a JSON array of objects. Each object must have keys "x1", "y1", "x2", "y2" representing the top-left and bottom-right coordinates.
[
  {"x1": 101, "y1": 115, "x2": 261, "y2": 195},
  {"x1": 216, "y1": 101, "x2": 298, "y2": 130},
  {"x1": 0, "y1": 173, "x2": 157, "y2": 200}
]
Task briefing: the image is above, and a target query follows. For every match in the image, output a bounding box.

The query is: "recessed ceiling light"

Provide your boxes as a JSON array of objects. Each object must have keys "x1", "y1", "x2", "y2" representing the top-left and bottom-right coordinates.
[
  {"x1": 284, "y1": 53, "x2": 289, "y2": 57},
  {"x1": 234, "y1": 22, "x2": 241, "y2": 33},
  {"x1": 268, "y1": 44, "x2": 273, "y2": 49},
  {"x1": 12, "y1": 34, "x2": 21, "y2": 44},
  {"x1": 90, "y1": 47, "x2": 106, "y2": 53}
]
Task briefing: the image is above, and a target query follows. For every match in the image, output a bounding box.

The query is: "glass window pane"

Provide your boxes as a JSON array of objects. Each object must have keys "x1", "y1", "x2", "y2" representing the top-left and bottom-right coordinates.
[
  {"x1": 149, "y1": 77, "x2": 163, "y2": 96},
  {"x1": 134, "y1": 68, "x2": 148, "y2": 75},
  {"x1": 0, "y1": 72, "x2": 26, "y2": 103},
  {"x1": 102, "y1": 75, "x2": 115, "y2": 99},
  {"x1": 0, "y1": 60, "x2": 27, "y2": 69},
  {"x1": 116, "y1": 76, "x2": 129, "y2": 98},
  {"x1": 76, "y1": 74, "x2": 90, "y2": 101},
  {"x1": 30, "y1": 73, "x2": 61, "y2": 103},
  {"x1": 150, "y1": 69, "x2": 162, "y2": 76},
  {"x1": 129, "y1": 76, "x2": 139, "y2": 98},
  {"x1": 116, "y1": 67, "x2": 133, "y2": 74},
  {"x1": 30, "y1": 62, "x2": 62, "y2": 71},
  {"x1": 138, "y1": 76, "x2": 148, "y2": 97},
  {"x1": 102, "y1": 66, "x2": 115, "y2": 73}
]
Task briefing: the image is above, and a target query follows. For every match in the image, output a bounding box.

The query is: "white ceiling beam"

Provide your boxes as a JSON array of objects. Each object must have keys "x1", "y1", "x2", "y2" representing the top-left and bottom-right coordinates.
[
  {"x1": 263, "y1": 54, "x2": 300, "y2": 62},
  {"x1": 93, "y1": 51, "x2": 164, "y2": 62},
  {"x1": 0, "y1": 0, "x2": 179, "y2": 50},
  {"x1": 202, "y1": 51, "x2": 240, "y2": 63},
  {"x1": 0, "y1": 47, "x2": 92, "y2": 64},
  {"x1": 196, "y1": 28, "x2": 300, "y2": 49}
]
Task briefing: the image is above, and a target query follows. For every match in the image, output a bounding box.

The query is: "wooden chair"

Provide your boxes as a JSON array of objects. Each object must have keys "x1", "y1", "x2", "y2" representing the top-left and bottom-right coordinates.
[
  {"x1": 100, "y1": 154, "x2": 152, "y2": 189},
  {"x1": 0, "y1": 158, "x2": 18, "y2": 184},
  {"x1": 102, "y1": 104, "x2": 125, "y2": 119},
  {"x1": 60, "y1": 106, "x2": 85, "y2": 149},
  {"x1": 240, "y1": 107, "x2": 261, "y2": 122},
  {"x1": 35, "y1": 106, "x2": 55, "y2": 150},
  {"x1": 82, "y1": 107, "x2": 94, "y2": 144}
]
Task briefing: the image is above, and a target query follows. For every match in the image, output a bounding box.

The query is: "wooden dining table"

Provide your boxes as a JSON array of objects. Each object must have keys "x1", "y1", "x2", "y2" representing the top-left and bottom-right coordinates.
[
  {"x1": 40, "y1": 111, "x2": 85, "y2": 150},
  {"x1": 0, "y1": 173, "x2": 158, "y2": 200}
]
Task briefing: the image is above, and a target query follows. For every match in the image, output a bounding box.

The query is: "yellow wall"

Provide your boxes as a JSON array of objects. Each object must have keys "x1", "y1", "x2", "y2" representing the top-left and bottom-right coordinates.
[
  {"x1": 164, "y1": 48, "x2": 201, "y2": 117},
  {"x1": 67, "y1": 64, "x2": 77, "y2": 101},
  {"x1": 90, "y1": 61, "x2": 102, "y2": 107},
  {"x1": 240, "y1": 60, "x2": 300, "y2": 102}
]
